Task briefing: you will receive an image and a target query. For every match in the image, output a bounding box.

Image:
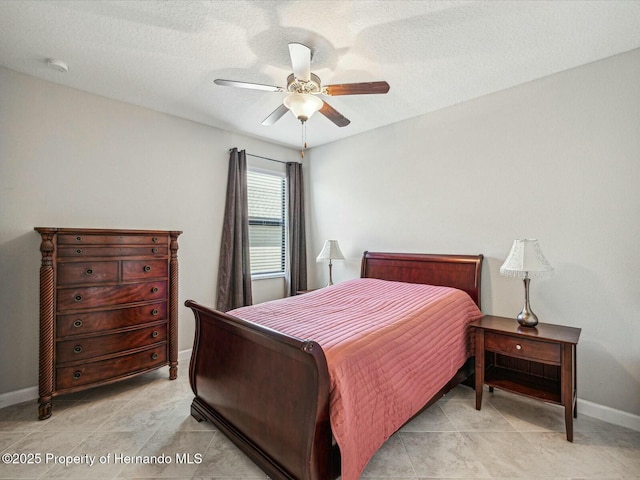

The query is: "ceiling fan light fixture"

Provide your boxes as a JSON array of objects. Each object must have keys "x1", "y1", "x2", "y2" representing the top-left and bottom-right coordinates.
[{"x1": 283, "y1": 93, "x2": 323, "y2": 123}]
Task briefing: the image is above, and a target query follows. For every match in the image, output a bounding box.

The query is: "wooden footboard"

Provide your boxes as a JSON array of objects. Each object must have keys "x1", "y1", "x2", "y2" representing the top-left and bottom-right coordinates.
[{"x1": 186, "y1": 300, "x2": 335, "y2": 480}]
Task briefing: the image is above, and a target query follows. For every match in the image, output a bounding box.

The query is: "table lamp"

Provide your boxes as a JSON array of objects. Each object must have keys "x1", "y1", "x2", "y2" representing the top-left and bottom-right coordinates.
[
  {"x1": 500, "y1": 239, "x2": 554, "y2": 327},
  {"x1": 316, "y1": 240, "x2": 344, "y2": 286}
]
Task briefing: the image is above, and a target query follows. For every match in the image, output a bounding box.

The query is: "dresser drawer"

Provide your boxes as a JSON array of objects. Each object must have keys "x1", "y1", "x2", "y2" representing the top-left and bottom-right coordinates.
[
  {"x1": 57, "y1": 261, "x2": 119, "y2": 285},
  {"x1": 57, "y1": 281, "x2": 167, "y2": 311},
  {"x1": 57, "y1": 302, "x2": 167, "y2": 337},
  {"x1": 122, "y1": 260, "x2": 168, "y2": 281},
  {"x1": 57, "y1": 246, "x2": 168, "y2": 258},
  {"x1": 56, "y1": 324, "x2": 167, "y2": 363},
  {"x1": 485, "y1": 332, "x2": 561, "y2": 364},
  {"x1": 56, "y1": 344, "x2": 167, "y2": 390},
  {"x1": 58, "y1": 234, "x2": 168, "y2": 246}
]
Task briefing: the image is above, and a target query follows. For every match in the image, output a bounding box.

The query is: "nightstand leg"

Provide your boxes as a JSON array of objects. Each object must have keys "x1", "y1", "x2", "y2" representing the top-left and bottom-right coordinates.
[
  {"x1": 475, "y1": 330, "x2": 485, "y2": 410},
  {"x1": 562, "y1": 344, "x2": 574, "y2": 442},
  {"x1": 573, "y1": 345, "x2": 578, "y2": 419}
]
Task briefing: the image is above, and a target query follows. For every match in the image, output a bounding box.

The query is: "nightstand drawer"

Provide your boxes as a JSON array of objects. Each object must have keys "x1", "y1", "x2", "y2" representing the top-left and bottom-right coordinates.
[{"x1": 485, "y1": 332, "x2": 561, "y2": 364}]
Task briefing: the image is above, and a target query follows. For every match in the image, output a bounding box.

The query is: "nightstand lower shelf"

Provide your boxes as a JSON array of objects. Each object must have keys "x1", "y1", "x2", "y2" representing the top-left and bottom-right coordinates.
[{"x1": 485, "y1": 365, "x2": 561, "y2": 403}]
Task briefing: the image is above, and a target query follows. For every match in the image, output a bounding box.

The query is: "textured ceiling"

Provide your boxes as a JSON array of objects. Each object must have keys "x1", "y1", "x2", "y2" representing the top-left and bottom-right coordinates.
[{"x1": 1, "y1": 0, "x2": 640, "y2": 149}]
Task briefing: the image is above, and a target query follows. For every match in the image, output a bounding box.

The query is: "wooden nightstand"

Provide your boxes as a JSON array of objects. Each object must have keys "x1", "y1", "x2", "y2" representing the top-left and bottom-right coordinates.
[
  {"x1": 295, "y1": 289, "x2": 316, "y2": 295},
  {"x1": 471, "y1": 315, "x2": 581, "y2": 441}
]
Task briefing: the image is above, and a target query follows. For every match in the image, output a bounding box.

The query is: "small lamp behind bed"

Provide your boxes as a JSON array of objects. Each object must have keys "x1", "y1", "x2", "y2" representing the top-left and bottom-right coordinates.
[
  {"x1": 316, "y1": 240, "x2": 345, "y2": 286},
  {"x1": 500, "y1": 239, "x2": 554, "y2": 327}
]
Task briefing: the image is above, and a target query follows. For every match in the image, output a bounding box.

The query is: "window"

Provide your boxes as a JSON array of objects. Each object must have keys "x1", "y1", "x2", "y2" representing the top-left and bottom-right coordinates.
[{"x1": 247, "y1": 169, "x2": 286, "y2": 276}]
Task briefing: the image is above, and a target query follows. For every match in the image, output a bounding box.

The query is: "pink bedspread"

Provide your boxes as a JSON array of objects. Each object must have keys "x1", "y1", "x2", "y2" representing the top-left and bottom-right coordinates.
[{"x1": 230, "y1": 278, "x2": 482, "y2": 480}]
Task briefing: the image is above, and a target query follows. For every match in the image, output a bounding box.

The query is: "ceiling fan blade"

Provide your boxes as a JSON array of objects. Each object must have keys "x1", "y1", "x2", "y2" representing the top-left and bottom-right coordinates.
[
  {"x1": 214, "y1": 79, "x2": 283, "y2": 92},
  {"x1": 324, "y1": 81, "x2": 390, "y2": 96},
  {"x1": 320, "y1": 101, "x2": 350, "y2": 127},
  {"x1": 261, "y1": 104, "x2": 290, "y2": 126},
  {"x1": 288, "y1": 43, "x2": 311, "y2": 82}
]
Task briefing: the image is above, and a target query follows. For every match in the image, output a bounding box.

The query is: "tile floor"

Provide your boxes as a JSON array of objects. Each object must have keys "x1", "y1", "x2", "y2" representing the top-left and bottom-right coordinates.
[{"x1": 1, "y1": 351, "x2": 638, "y2": 479}]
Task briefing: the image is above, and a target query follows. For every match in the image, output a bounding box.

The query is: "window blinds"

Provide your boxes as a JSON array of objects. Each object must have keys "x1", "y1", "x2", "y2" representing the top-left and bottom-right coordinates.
[{"x1": 247, "y1": 170, "x2": 286, "y2": 275}]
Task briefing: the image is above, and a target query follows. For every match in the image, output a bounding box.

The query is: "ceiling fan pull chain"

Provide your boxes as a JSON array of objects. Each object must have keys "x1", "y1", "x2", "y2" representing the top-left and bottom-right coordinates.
[{"x1": 301, "y1": 121, "x2": 306, "y2": 158}]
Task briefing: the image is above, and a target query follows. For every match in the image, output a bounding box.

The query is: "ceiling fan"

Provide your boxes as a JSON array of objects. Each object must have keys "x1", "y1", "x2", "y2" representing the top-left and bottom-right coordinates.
[{"x1": 214, "y1": 43, "x2": 390, "y2": 129}]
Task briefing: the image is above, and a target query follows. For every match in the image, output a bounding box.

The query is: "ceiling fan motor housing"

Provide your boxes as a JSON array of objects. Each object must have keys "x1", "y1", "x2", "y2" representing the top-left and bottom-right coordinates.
[{"x1": 287, "y1": 73, "x2": 321, "y2": 94}]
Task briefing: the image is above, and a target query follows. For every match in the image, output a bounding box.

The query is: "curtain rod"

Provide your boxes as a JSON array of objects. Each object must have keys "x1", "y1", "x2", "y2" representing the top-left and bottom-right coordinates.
[{"x1": 228, "y1": 149, "x2": 301, "y2": 165}]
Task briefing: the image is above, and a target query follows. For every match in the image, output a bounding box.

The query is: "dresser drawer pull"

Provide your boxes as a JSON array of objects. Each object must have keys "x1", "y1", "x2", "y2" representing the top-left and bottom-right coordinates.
[
  {"x1": 85, "y1": 268, "x2": 94, "y2": 275},
  {"x1": 73, "y1": 319, "x2": 83, "y2": 328},
  {"x1": 152, "y1": 247, "x2": 159, "y2": 254},
  {"x1": 152, "y1": 331, "x2": 159, "y2": 338},
  {"x1": 152, "y1": 237, "x2": 159, "y2": 243},
  {"x1": 74, "y1": 295, "x2": 83, "y2": 302},
  {"x1": 76, "y1": 236, "x2": 82, "y2": 241},
  {"x1": 75, "y1": 249, "x2": 82, "y2": 255},
  {"x1": 144, "y1": 265, "x2": 152, "y2": 272},
  {"x1": 73, "y1": 345, "x2": 83, "y2": 354},
  {"x1": 515, "y1": 344, "x2": 522, "y2": 350},
  {"x1": 73, "y1": 371, "x2": 82, "y2": 380},
  {"x1": 151, "y1": 287, "x2": 159, "y2": 294},
  {"x1": 152, "y1": 309, "x2": 159, "y2": 316},
  {"x1": 151, "y1": 353, "x2": 159, "y2": 360}
]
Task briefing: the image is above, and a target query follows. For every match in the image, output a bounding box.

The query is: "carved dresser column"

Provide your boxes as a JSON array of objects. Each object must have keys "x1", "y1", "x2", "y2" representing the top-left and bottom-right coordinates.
[
  {"x1": 169, "y1": 231, "x2": 181, "y2": 380},
  {"x1": 37, "y1": 229, "x2": 56, "y2": 420}
]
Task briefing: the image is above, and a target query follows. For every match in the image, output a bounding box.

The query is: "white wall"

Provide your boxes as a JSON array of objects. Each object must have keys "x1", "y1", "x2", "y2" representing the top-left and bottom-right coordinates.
[
  {"x1": 0, "y1": 67, "x2": 299, "y2": 396},
  {"x1": 307, "y1": 49, "x2": 640, "y2": 417}
]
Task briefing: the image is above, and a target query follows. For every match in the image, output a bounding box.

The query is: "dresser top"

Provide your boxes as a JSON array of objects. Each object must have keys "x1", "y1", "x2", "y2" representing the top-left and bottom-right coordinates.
[{"x1": 35, "y1": 227, "x2": 182, "y2": 235}]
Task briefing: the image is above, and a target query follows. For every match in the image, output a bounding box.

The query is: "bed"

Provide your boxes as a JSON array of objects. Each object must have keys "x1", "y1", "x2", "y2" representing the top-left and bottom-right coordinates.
[{"x1": 186, "y1": 251, "x2": 483, "y2": 480}]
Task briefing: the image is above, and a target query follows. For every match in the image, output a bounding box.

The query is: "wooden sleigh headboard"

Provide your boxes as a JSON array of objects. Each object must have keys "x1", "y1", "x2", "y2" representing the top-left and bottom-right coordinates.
[{"x1": 360, "y1": 251, "x2": 484, "y2": 308}]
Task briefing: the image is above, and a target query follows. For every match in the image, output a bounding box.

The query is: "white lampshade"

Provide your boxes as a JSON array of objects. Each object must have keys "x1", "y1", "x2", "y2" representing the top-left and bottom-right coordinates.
[
  {"x1": 500, "y1": 239, "x2": 554, "y2": 279},
  {"x1": 316, "y1": 240, "x2": 345, "y2": 262},
  {"x1": 283, "y1": 93, "x2": 323, "y2": 122}
]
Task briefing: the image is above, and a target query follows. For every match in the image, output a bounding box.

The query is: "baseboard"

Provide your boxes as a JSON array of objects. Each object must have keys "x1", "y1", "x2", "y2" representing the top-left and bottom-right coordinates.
[
  {"x1": 0, "y1": 386, "x2": 38, "y2": 409},
  {"x1": 2, "y1": 374, "x2": 637, "y2": 432},
  {"x1": 577, "y1": 398, "x2": 640, "y2": 432},
  {"x1": 0, "y1": 348, "x2": 193, "y2": 410}
]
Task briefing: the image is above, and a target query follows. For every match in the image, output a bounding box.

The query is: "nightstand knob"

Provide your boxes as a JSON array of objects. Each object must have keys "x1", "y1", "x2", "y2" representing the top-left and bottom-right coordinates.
[{"x1": 515, "y1": 344, "x2": 522, "y2": 350}]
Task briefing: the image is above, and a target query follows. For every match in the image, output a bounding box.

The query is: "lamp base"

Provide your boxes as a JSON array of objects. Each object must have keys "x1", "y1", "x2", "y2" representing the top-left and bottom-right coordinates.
[
  {"x1": 327, "y1": 261, "x2": 334, "y2": 287},
  {"x1": 517, "y1": 277, "x2": 539, "y2": 327},
  {"x1": 517, "y1": 310, "x2": 539, "y2": 327}
]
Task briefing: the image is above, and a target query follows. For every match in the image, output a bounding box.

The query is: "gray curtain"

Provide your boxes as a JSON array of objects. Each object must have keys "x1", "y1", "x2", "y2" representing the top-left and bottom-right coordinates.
[
  {"x1": 286, "y1": 162, "x2": 307, "y2": 296},
  {"x1": 216, "y1": 148, "x2": 252, "y2": 311}
]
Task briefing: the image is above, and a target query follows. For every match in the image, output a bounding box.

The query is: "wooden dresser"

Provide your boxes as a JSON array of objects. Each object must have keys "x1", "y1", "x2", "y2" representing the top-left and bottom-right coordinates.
[{"x1": 35, "y1": 227, "x2": 182, "y2": 420}]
